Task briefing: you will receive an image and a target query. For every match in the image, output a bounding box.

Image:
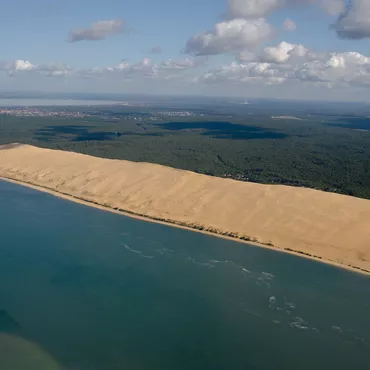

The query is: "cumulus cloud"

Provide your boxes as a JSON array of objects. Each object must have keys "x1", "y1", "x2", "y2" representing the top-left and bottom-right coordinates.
[
  {"x1": 3, "y1": 45, "x2": 370, "y2": 94},
  {"x1": 238, "y1": 41, "x2": 308, "y2": 63},
  {"x1": 76, "y1": 57, "x2": 204, "y2": 81},
  {"x1": 283, "y1": 18, "x2": 297, "y2": 30},
  {"x1": 202, "y1": 61, "x2": 288, "y2": 86},
  {"x1": 185, "y1": 18, "x2": 273, "y2": 55},
  {"x1": 185, "y1": 0, "x2": 365, "y2": 68},
  {"x1": 107, "y1": 58, "x2": 157, "y2": 77},
  {"x1": 185, "y1": 0, "x2": 321, "y2": 58},
  {"x1": 202, "y1": 42, "x2": 370, "y2": 89},
  {"x1": 68, "y1": 19, "x2": 124, "y2": 42},
  {"x1": 11, "y1": 60, "x2": 36, "y2": 72},
  {"x1": 0, "y1": 60, "x2": 71, "y2": 77},
  {"x1": 261, "y1": 41, "x2": 308, "y2": 63},
  {"x1": 297, "y1": 52, "x2": 370, "y2": 85},
  {"x1": 194, "y1": 47, "x2": 370, "y2": 88},
  {"x1": 333, "y1": 0, "x2": 370, "y2": 39}
]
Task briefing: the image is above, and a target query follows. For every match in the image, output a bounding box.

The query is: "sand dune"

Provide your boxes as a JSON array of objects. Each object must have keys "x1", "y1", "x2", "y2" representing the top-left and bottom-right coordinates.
[{"x1": 1, "y1": 144, "x2": 369, "y2": 274}]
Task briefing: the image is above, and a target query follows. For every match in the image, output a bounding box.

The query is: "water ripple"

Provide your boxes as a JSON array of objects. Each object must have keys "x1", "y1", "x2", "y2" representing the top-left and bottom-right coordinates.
[{"x1": 122, "y1": 243, "x2": 155, "y2": 259}]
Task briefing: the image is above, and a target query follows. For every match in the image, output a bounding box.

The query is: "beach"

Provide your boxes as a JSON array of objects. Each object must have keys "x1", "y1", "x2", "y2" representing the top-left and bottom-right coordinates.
[{"x1": 0, "y1": 143, "x2": 369, "y2": 274}]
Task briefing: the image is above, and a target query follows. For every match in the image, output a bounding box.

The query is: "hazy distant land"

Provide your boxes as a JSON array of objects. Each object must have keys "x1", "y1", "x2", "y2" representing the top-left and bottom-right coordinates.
[{"x1": 1, "y1": 144, "x2": 369, "y2": 275}]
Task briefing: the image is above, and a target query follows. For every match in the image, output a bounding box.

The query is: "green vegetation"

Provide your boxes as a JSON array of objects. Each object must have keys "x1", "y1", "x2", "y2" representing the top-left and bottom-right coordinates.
[{"x1": 1, "y1": 108, "x2": 370, "y2": 199}]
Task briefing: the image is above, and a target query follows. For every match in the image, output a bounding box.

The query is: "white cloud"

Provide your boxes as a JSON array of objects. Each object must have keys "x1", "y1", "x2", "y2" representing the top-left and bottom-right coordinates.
[
  {"x1": 202, "y1": 43, "x2": 370, "y2": 90},
  {"x1": 185, "y1": 18, "x2": 273, "y2": 55},
  {"x1": 3, "y1": 46, "x2": 370, "y2": 98},
  {"x1": 0, "y1": 60, "x2": 71, "y2": 77},
  {"x1": 333, "y1": 0, "x2": 370, "y2": 39},
  {"x1": 125, "y1": 58, "x2": 156, "y2": 75},
  {"x1": 202, "y1": 61, "x2": 289, "y2": 86},
  {"x1": 90, "y1": 58, "x2": 157, "y2": 78},
  {"x1": 76, "y1": 57, "x2": 204, "y2": 81},
  {"x1": 261, "y1": 41, "x2": 308, "y2": 63},
  {"x1": 12, "y1": 60, "x2": 36, "y2": 71},
  {"x1": 225, "y1": 0, "x2": 368, "y2": 42},
  {"x1": 239, "y1": 42, "x2": 308, "y2": 63},
  {"x1": 185, "y1": 1, "x2": 329, "y2": 58},
  {"x1": 297, "y1": 52, "x2": 370, "y2": 85},
  {"x1": 283, "y1": 18, "x2": 297, "y2": 31},
  {"x1": 68, "y1": 19, "x2": 124, "y2": 42}
]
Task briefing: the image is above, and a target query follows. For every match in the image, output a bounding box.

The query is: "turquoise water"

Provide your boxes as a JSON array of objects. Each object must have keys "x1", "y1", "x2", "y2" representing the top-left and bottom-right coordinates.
[{"x1": 0, "y1": 180, "x2": 369, "y2": 370}]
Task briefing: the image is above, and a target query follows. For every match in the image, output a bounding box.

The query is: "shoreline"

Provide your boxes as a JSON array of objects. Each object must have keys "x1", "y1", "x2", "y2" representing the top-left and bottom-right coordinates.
[{"x1": 1, "y1": 175, "x2": 369, "y2": 277}]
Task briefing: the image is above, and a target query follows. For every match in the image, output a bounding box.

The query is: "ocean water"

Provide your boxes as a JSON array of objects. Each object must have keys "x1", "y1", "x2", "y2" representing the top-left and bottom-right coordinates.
[{"x1": 0, "y1": 180, "x2": 369, "y2": 370}]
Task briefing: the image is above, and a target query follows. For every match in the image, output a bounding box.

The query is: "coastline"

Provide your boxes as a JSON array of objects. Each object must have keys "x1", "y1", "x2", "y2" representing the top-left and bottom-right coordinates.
[{"x1": 1, "y1": 175, "x2": 369, "y2": 276}]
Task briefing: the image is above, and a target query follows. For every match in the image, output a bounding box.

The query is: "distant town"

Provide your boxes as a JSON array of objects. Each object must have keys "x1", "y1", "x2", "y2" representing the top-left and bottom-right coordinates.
[
  {"x1": 0, "y1": 107, "x2": 200, "y2": 120},
  {"x1": 0, "y1": 107, "x2": 90, "y2": 118}
]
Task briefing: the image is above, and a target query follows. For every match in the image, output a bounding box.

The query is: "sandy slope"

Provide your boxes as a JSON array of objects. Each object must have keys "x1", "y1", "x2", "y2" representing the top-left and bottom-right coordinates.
[{"x1": 1, "y1": 144, "x2": 370, "y2": 273}]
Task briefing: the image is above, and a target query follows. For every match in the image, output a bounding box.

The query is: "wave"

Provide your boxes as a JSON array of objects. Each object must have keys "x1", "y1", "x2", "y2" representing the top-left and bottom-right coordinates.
[
  {"x1": 122, "y1": 243, "x2": 155, "y2": 259},
  {"x1": 290, "y1": 317, "x2": 309, "y2": 330}
]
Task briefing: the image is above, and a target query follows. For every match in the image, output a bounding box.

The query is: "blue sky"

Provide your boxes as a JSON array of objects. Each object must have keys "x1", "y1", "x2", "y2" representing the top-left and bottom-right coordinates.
[
  {"x1": 1, "y1": 0, "x2": 370, "y2": 100},
  {"x1": 0, "y1": 0, "x2": 225, "y2": 65}
]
